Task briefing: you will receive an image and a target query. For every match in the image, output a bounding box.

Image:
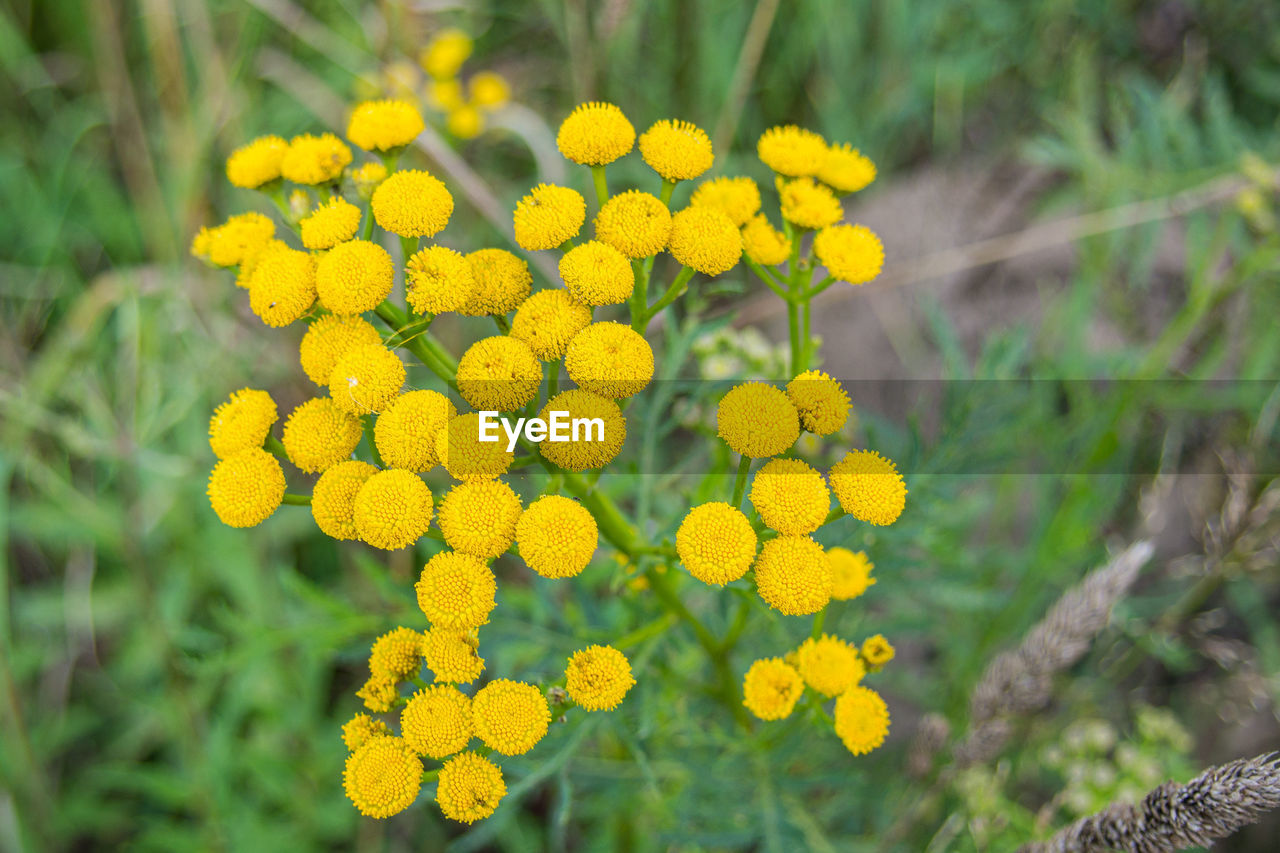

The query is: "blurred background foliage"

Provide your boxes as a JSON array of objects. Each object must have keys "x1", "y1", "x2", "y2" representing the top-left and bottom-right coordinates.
[{"x1": 2, "y1": 0, "x2": 1279, "y2": 850}]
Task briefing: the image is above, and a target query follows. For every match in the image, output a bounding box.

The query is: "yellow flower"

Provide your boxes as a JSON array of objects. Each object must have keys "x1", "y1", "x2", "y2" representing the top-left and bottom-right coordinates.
[
  {"x1": 471, "y1": 679, "x2": 549, "y2": 756},
  {"x1": 515, "y1": 494, "x2": 598, "y2": 579},
  {"x1": 716, "y1": 382, "x2": 800, "y2": 458},
  {"x1": 423, "y1": 626, "x2": 485, "y2": 684},
  {"x1": 564, "y1": 321, "x2": 653, "y2": 400},
  {"x1": 558, "y1": 240, "x2": 634, "y2": 306},
  {"x1": 406, "y1": 245, "x2": 476, "y2": 315},
  {"x1": 834, "y1": 685, "x2": 890, "y2": 756},
  {"x1": 415, "y1": 550, "x2": 497, "y2": 629},
  {"x1": 742, "y1": 658, "x2": 804, "y2": 721},
  {"x1": 510, "y1": 289, "x2": 592, "y2": 361},
  {"x1": 350, "y1": 161, "x2": 388, "y2": 199},
  {"x1": 786, "y1": 369, "x2": 851, "y2": 435},
  {"x1": 829, "y1": 449, "x2": 906, "y2": 526},
  {"x1": 537, "y1": 389, "x2": 626, "y2": 471},
  {"x1": 780, "y1": 177, "x2": 843, "y2": 230},
  {"x1": 234, "y1": 237, "x2": 287, "y2": 289},
  {"x1": 556, "y1": 101, "x2": 635, "y2": 166},
  {"x1": 819, "y1": 143, "x2": 876, "y2": 194},
  {"x1": 281, "y1": 133, "x2": 352, "y2": 185},
  {"x1": 281, "y1": 397, "x2": 363, "y2": 473},
  {"x1": 209, "y1": 388, "x2": 278, "y2": 460},
  {"x1": 740, "y1": 214, "x2": 791, "y2": 266},
  {"x1": 757, "y1": 125, "x2": 827, "y2": 177},
  {"x1": 343, "y1": 736, "x2": 423, "y2": 819},
  {"x1": 860, "y1": 634, "x2": 895, "y2": 668},
  {"x1": 456, "y1": 336, "x2": 542, "y2": 412},
  {"x1": 420, "y1": 29, "x2": 472, "y2": 79},
  {"x1": 690, "y1": 176, "x2": 761, "y2": 227},
  {"x1": 566, "y1": 645, "x2": 635, "y2": 711},
  {"x1": 437, "y1": 479, "x2": 523, "y2": 558},
  {"x1": 447, "y1": 106, "x2": 484, "y2": 140},
  {"x1": 312, "y1": 460, "x2": 379, "y2": 540},
  {"x1": 813, "y1": 224, "x2": 884, "y2": 284},
  {"x1": 436, "y1": 413, "x2": 514, "y2": 481},
  {"x1": 328, "y1": 344, "x2": 405, "y2": 415},
  {"x1": 513, "y1": 183, "x2": 586, "y2": 251},
  {"x1": 594, "y1": 190, "x2": 671, "y2": 259},
  {"x1": 468, "y1": 71, "x2": 510, "y2": 109},
  {"x1": 207, "y1": 448, "x2": 285, "y2": 528},
  {"x1": 426, "y1": 78, "x2": 465, "y2": 112},
  {"x1": 300, "y1": 315, "x2": 383, "y2": 387},
  {"x1": 794, "y1": 634, "x2": 864, "y2": 698},
  {"x1": 371, "y1": 169, "x2": 454, "y2": 238},
  {"x1": 369, "y1": 626, "x2": 425, "y2": 681},
  {"x1": 749, "y1": 458, "x2": 831, "y2": 535},
  {"x1": 675, "y1": 502, "x2": 757, "y2": 586},
  {"x1": 300, "y1": 197, "x2": 362, "y2": 250},
  {"x1": 248, "y1": 245, "x2": 317, "y2": 327},
  {"x1": 194, "y1": 212, "x2": 275, "y2": 268},
  {"x1": 342, "y1": 713, "x2": 391, "y2": 752},
  {"x1": 829, "y1": 547, "x2": 876, "y2": 601},
  {"x1": 374, "y1": 389, "x2": 456, "y2": 472},
  {"x1": 316, "y1": 239, "x2": 395, "y2": 316},
  {"x1": 462, "y1": 248, "x2": 532, "y2": 316},
  {"x1": 639, "y1": 119, "x2": 714, "y2": 182},
  {"x1": 226, "y1": 135, "x2": 288, "y2": 188},
  {"x1": 400, "y1": 685, "x2": 472, "y2": 759},
  {"x1": 668, "y1": 206, "x2": 741, "y2": 276},
  {"x1": 436, "y1": 751, "x2": 506, "y2": 824},
  {"x1": 347, "y1": 99, "x2": 424, "y2": 152},
  {"x1": 753, "y1": 536, "x2": 833, "y2": 615},
  {"x1": 353, "y1": 469, "x2": 435, "y2": 550},
  {"x1": 357, "y1": 674, "x2": 399, "y2": 713}
]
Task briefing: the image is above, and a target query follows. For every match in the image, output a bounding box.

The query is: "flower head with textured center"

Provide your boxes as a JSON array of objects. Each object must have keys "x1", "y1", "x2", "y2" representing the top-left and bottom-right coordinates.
[
  {"x1": 300, "y1": 197, "x2": 362, "y2": 250},
  {"x1": 676, "y1": 502, "x2": 757, "y2": 586},
  {"x1": 794, "y1": 634, "x2": 865, "y2": 697},
  {"x1": 415, "y1": 551, "x2": 497, "y2": 629},
  {"x1": 400, "y1": 685, "x2": 472, "y2": 759},
  {"x1": 786, "y1": 369, "x2": 852, "y2": 435},
  {"x1": 437, "y1": 479, "x2": 523, "y2": 558},
  {"x1": 564, "y1": 322, "x2": 654, "y2": 399},
  {"x1": 207, "y1": 448, "x2": 285, "y2": 528},
  {"x1": 829, "y1": 449, "x2": 906, "y2": 526},
  {"x1": 300, "y1": 315, "x2": 382, "y2": 386},
  {"x1": 424, "y1": 627, "x2": 485, "y2": 684},
  {"x1": 640, "y1": 119, "x2": 714, "y2": 182},
  {"x1": 753, "y1": 535, "x2": 833, "y2": 615},
  {"x1": 510, "y1": 289, "x2": 592, "y2": 361},
  {"x1": 374, "y1": 390, "x2": 456, "y2": 472},
  {"x1": 749, "y1": 458, "x2": 831, "y2": 535},
  {"x1": 461, "y1": 249, "x2": 532, "y2": 316},
  {"x1": 780, "y1": 177, "x2": 843, "y2": 230},
  {"x1": 328, "y1": 344, "x2": 405, "y2": 415},
  {"x1": 819, "y1": 143, "x2": 876, "y2": 194},
  {"x1": 281, "y1": 397, "x2": 363, "y2": 473},
  {"x1": 316, "y1": 239, "x2": 394, "y2": 315},
  {"x1": 594, "y1": 190, "x2": 671, "y2": 259},
  {"x1": 357, "y1": 675, "x2": 399, "y2": 713},
  {"x1": 556, "y1": 102, "x2": 635, "y2": 166},
  {"x1": 347, "y1": 99, "x2": 425, "y2": 151},
  {"x1": 226, "y1": 135, "x2": 287, "y2": 188},
  {"x1": 668, "y1": 206, "x2": 741, "y2": 276},
  {"x1": 192, "y1": 212, "x2": 276, "y2": 268},
  {"x1": 353, "y1": 469, "x2": 434, "y2": 550},
  {"x1": 829, "y1": 547, "x2": 876, "y2": 601},
  {"x1": 515, "y1": 495, "x2": 598, "y2": 578},
  {"x1": 436, "y1": 751, "x2": 506, "y2": 824},
  {"x1": 342, "y1": 713, "x2": 391, "y2": 752},
  {"x1": 369, "y1": 626, "x2": 425, "y2": 681},
  {"x1": 405, "y1": 245, "x2": 474, "y2": 316},
  {"x1": 248, "y1": 246, "x2": 317, "y2": 327},
  {"x1": 860, "y1": 634, "x2": 895, "y2": 669},
  {"x1": 558, "y1": 241, "x2": 633, "y2": 306},
  {"x1": 740, "y1": 214, "x2": 791, "y2": 266},
  {"x1": 566, "y1": 645, "x2": 635, "y2": 711},
  {"x1": 456, "y1": 336, "x2": 542, "y2": 412},
  {"x1": 537, "y1": 390, "x2": 626, "y2": 471},
  {"x1": 343, "y1": 736, "x2": 423, "y2": 819},
  {"x1": 513, "y1": 184, "x2": 586, "y2": 251},
  {"x1": 209, "y1": 388, "x2": 277, "y2": 459},
  {"x1": 757, "y1": 125, "x2": 827, "y2": 177},
  {"x1": 834, "y1": 686, "x2": 890, "y2": 756},
  {"x1": 372, "y1": 169, "x2": 454, "y2": 238},
  {"x1": 282, "y1": 133, "x2": 352, "y2": 185},
  {"x1": 312, "y1": 460, "x2": 379, "y2": 540},
  {"x1": 716, "y1": 382, "x2": 800, "y2": 458},
  {"x1": 690, "y1": 176, "x2": 761, "y2": 227},
  {"x1": 813, "y1": 224, "x2": 884, "y2": 285},
  {"x1": 742, "y1": 658, "x2": 804, "y2": 720},
  {"x1": 436, "y1": 413, "x2": 514, "y2": 481},
  {"x1": 471, "y1": 679, "x2": 550, "y2": 755}
]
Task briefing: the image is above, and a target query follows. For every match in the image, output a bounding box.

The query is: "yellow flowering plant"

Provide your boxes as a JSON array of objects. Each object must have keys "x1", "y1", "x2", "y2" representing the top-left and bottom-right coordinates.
[{"x1": 194, "y1": 94, "x2": 906, "y2": 827}]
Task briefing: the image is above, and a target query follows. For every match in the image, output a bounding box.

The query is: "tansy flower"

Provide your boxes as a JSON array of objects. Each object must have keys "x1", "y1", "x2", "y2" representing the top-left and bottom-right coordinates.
[
  {"x1": 446, "y1": 106, "x2": 484, "y2": 139},
  {"x1": 281, "y1": 397, "x2": 363, "y2": 473},
  {"x1": 209, "y1": 388, "x2": 278, "y2": 459},
  {"x1": 406, "y1": 245, "x2": 476, "y2": 315},
  {"x1": 427, "y1": 78, "x2": 465, "y2": 112},
  {"x1": 742, "y1": 658, "x2": 804, "y2": 721},
  {"x1": 342, "y1": 713, "x2": 391, "y2": 752},
  {"x1": 510, "y1": 289, "x2": 592, "y2": 361},
  {"x1": 468, "y1": 71, "x2": 510, "y2": 109},
  {"x1": 300, "y1": 197, "x2": 362, "y2": 249},
  {"x1": 757, "y1": 125, "x2": 827, "y2": 177},
  {"x1": 565, "y1": 645, "x2": 635, "y2": 711},
  {"x1": 829, "y1": 547, "x2": 876, "y2": 601},
  {"x1": 515, "y1": 494, "x2": 598, "y2": 579},
  {"x1": 400, "y1": 685, "x2": 472, "y2": 759},
  {"x1": 315, "y1": 239, "x2": 395, "y2": 315},
  {"x1": 471, "y1": 679, "x2": 550, "y2": 756},
  {"x1": 423, "y1": 626, "x2": 485, "y2": 684},
  {"x1": 281, "y1": 133, "x2": 352, "y2": 185},
  {"x1": 357, "y1": 675, "x2": 399, "y2": 713},
  {"x1": 780, "y1": 177, "x2": 843, "y2": 230},
  {"x1": 819, "y1": 143, "x2": 876, "y2": 194},
  {"x1": 564, "y1": 321, "x2": 654, "y2": 399},
  {"x1": 462, "y1": 248, "x2": 532, "y2": 316},
  {"x1": 675, "y1": 502, "x2": 757, "y2": 586},
  {"x1": 420, "y1": 28, "x2": 472, "y2": 79},
  {"x1": 594, "y1": 190, "x2": 671, "y2": 259},
  {"x1": 207, "y1": 448, "x2": 285, "y2": 528},
  {"x1": 312, "y1": 460, "x2": 379, "y2": 540},
  {"x1": 353, "y1": 469, "x2": 434, "y2": 550},
  {"x1": 690, "y1": 176, "x2": 761, "y2": 227},
  {"x1": 556, "y1": 102, "x2": 635, "y2": 166},
  {"x1": 829, "y1": 449, "x2": 906, "y2": 526},
  {"x1": 226, "y1": 135, "x2": 288, "y2": 188},
  {"x1": 639, "y1": 119, "x2": 714, "y2": 182},
  {"x1": 794, "y1": 634, "x2": 865, "y2": 697},
  {"x1": 369, "y1": 626, "x2": 426, "y2": 681},
  {"x1": 786, "y1": 369, "x2": 851, "y2": 435},
  {"x1": 436, "y1": 413, "x2": 514, "y2": 481},
  {"x1": 343, "y1": 736, "x2": 423, "y2": 819},
  {"x1": 194, "y1": 211, "x2": 275, "y2": 268},
  {"x1": 350, "y1": 161, "x2": 388, "y2": 199},
  {"x1": 372, "y1": 169, "x2": 454, "y2": 238},
  {"x1": 415, "y1": 551, "x2": 497, "y2": 629},
  {"x1": 668, "y1": 205, "x2": 741, "y2": 276},
  {"x1": 455, "y1": 336, "x2": 542, "y2": 412},
  {"x1": 300, "y1": 315, "x2": 383, "y2": 386},
  {"x1": 834, "y1": 686, "x2": 890, "y2": 756},
  {"x1": 437, "y1": 479, "x2": 523, "y2": 558},
  {"x1": 749, "y1": 458, "x2": 831, "y2": 535},
  {"x1": 347, "y1": 99, "x2": 425, "y2": 151},
  {"x1": 558, "y1": 240, "x2": 633, "y2": 306},
  {"x1": 753, "y1": 535, "x2": 833, "y2": 615},
  {"x1": 436, "y1": 752, "x2": 506, "y2": 824},
  {"x1": 537, "y1": 390, "x2": 626, "y2": 471},
  {"x1": 860, "y1": 634, "x2": 895, "y2": 669},
  {"x1": 740, "y1": 214, "x2": 791, "y2": 266},
  {"x1": 717, "y1": 382, "x2": 800, "y2": 458},
  {"x1": 813, "y1": 224, "x2": 884, "y2": 284},
  {"x1": 328, "y1": 344, "x2": 405, "y2": 415},
  {"x1": 248, "y1": 246, "x2": 317, "y2": 327},
  {"x1": 374, "y1": 389, "x2": 456, "y2": 472},
  {"x1": 513, "y1": 183, "x2": 586, "y2": 251},
  {"x1": 234, "y1": 238, "x2": 285, "y2": 289}
]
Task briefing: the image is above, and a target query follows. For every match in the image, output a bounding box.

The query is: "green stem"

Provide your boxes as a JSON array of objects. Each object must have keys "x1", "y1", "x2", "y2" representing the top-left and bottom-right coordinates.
[
  {"x1": 492, "y1": 314, "x2": 511, "y2": 334},
  {"x1": 810, "y1": 606, "x2": 826, "y2": 640},
  {"x1": 361, "y1": 414, "x2": 384, "y2": 467},
  {"x1": 820, "y1": 507, "x2": 846, "y2": 526},
  {"x1": 806, "y1": 275, "x2": 836, "y2": 299},
  {"x1": 590, "y1": 165, "x2": 609, "y2": 209},
  {"x1": 535, "y1": 452, "x2": 636, "y2": 555},
  {"x1": 263, "y1": 434, "x2": 288, "y2": 461},
  {"x1": 787, "y1": 298, "x2": 802, "y2": 377},
  {"x1": 744, "y1": 257, "x2": 792, "y2": 301},
  {"x1": 399, "y1": 235, "x2": 420, "y2": 264},
  {"x1": 730, "y1": 455, "x2": 752, "y2": 508},
  {"x1": 800, "y1": 299, "x2": 812, "y2": 371},
  {"x1": 282, "y1": 493, "x2": 311, "y2": 506},
  {"x1": 659, "y1": 179, "x2": 677, "y2": 207},
  {"x1": 360, "y1": 203, "x2": 375, "y2": 241},
  {"x1": 629, "y1": 260, "x2": 651, "y2": 331},
  {"x1": 643, "y1": 265, "x2": 695, "y2": 325},
  {"x1": 546, "y1": 362, "x2": 560, "y2": 402},
  {"x1": 374, "y1": 301, "x2": 458, "y2": 388}
]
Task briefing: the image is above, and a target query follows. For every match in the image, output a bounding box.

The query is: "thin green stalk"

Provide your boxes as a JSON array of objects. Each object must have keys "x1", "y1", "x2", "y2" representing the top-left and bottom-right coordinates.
[
  {"x1": 810, "y1": 606, "x2": 826, "y2": 639},
  {"x1": 643, "y1": 265, "x2": 695, "y2": 324},
  {"x1": 374, "y1": 300, "x2": 458, "y2": 388},
  {"x1": 820, "y1": 507, "x2": 846, "y2": 526},
  {"x1": 629, "y1": 260, "x2": 651, "y2": 331},
  {"x1": 590, "y1": 165, "x2": 609, "y2": 208},
  {"x1": 361, "y1": 414, "x2": 384, "y2": 467},
  {"x1": 282, "y1": 493, "x2": 311, "y2": 506},
  {"x1": 360, "y1": 203, "x2": 375, "y2": 241},
  {"x1": 659, "y1": 179, "x2": 677, "y2": 207},
  {"x1": 806, "y1": 274, "x2": 836, "y2": 299},
  {"x1": 399, "y1": 234, "x2": 420, "y2": 264},
  {"x1": 730, "y1": 455, "x2": 752, "y2": 508},
  {"x1": 263, "y1": 433, "x2": 288, "y2": 460},
  {"x1": 744, "y1": 257, "x2": 792, "y2": 301},
  {"x1": 546, "y1": 363, "x2": 560, "y2": 403},
  {"x1": 786, "y1": 298, "x2": 802, "y2": 376},
  {"x1": 800, "y1": 299, "x2": 812, "y2": 371},
  {"x1": 492, "y1": 313, "x2": 511, "y2": 334}
]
